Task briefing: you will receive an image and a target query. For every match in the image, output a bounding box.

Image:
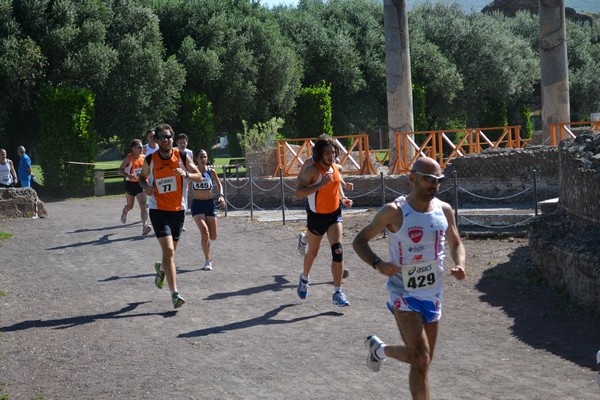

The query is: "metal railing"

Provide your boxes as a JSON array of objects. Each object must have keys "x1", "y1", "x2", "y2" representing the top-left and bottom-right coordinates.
[
  {"x1": 272, "y1": 126, "x2": 528, "y2": 177},
  {"x1": 272, "y1": 134, "x2": 375, "y2": 177},
  {"x1": 548, "y1": 121, "x2": 600, "y2": 145},
  {"x1": 389, "y1": 126, "x2": 527, "y2": 174}
]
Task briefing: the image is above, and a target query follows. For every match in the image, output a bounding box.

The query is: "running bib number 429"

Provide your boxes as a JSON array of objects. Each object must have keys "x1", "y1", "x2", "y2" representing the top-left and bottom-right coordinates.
[{"x1": 402, "y1": 261, "x2": 437, "y2": 291}]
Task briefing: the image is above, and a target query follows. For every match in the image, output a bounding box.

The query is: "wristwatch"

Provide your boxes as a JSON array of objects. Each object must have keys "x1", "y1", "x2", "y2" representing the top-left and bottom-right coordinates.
[{"x1": 371, "y1": 257, "x2": 382, "y2": 269}]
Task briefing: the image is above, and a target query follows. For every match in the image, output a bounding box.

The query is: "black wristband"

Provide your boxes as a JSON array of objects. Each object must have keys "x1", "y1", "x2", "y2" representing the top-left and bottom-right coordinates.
[
  {"x1": 371, "y1": 257, "x2": 381, "y2": 269},
  {"x1": 185, "y1": 171, "x2": 189, "y2": 179}
]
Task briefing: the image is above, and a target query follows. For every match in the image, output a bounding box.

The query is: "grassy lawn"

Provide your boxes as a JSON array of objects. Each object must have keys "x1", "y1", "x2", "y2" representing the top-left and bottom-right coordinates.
[{"x1": 31, "y1": 156, "x2": 248, "y2": 188}]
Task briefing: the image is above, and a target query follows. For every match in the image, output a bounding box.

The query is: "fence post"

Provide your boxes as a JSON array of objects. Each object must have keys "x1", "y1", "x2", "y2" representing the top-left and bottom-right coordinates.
[
  {"x1": 249, "y1": 166, "x2": 254, "y2": 221},
  {"x1": 380, "y1": 171, "x2": 387, "y2": 238},
  {"x1": 533, "y1": 169, "x2": 539, "y2": 216},
  {"x1": 222, "y1": 166, "x2": 228, "y2": 217},
  {"x1": 453, "y1": 170, "x2": 459, "y2": 227},
  {"x1": 380, "y1": 171, "x2": 385, "y2": 207},
  {"x1": 280, "y1": 167, "x2": 286, "y2": 225}
]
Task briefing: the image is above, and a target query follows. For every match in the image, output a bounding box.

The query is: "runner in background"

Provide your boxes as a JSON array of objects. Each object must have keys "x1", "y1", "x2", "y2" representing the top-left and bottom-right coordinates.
[
  {"x1": 118, "y1": 138, "x2": 151, "y2": 235},
  {"x1": 190, "y1": 149, "x2": 226, "y2": 271}
]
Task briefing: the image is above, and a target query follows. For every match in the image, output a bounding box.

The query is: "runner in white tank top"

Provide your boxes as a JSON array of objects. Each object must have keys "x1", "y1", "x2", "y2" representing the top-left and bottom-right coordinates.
[{"x1": 352, "y1": 157, "x2": 466, "y2": 398}]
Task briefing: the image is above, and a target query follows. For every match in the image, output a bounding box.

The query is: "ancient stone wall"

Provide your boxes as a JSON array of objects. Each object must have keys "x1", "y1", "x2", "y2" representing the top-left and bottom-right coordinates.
[
  {"x1": 444, "y1": 146, "x2": 559, "y2": 205},
  {"x1": 0, "y1": 187, "x2": 48, "y2": 219},
  {"x1": 223, "y1": 146, "x2": 560, "y2": 209},
  {"x1": 528, "y1": 133, "x2": 600, "y2": 314},
  {"x1": 558, "y1": 134, "x2": 600, "y2": 223}
]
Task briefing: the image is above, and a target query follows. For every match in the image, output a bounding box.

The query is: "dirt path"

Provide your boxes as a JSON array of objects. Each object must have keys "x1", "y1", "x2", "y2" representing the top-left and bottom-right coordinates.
[{"x1": 0, "y1": 196, "x2": 598, "y2": 399}]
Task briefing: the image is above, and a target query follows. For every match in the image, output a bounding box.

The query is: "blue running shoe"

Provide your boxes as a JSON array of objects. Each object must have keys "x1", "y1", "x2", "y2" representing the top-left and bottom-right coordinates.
[
  {"x1": 332, "y1": 291, "x2": 350, "y2": 307},
  {"x1": 297, "y1": 274, "x2": 309, "y2": 299}
]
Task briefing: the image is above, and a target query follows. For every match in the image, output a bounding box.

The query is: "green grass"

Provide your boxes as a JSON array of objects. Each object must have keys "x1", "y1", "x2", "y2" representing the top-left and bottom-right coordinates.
[
  {"x1": 0, "y1": 232, "x2": 12, "y2": 241},
  {"x1": 0, "y1": 290, "x2": 5, "y2": 297},
  {"x1": 32, "y1": 156, "x2": 248, "y2": 190}
]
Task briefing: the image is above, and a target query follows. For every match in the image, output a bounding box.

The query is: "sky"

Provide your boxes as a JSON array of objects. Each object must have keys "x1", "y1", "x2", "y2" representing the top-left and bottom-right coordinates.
[{"x1": 260, "y1": 0, "x2": 299, "y2": 8}]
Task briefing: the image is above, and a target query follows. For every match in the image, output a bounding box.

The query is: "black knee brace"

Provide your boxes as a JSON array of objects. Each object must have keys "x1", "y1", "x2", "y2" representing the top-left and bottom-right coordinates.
[{"x1": 331, "y1": 242, "x2": 343, "y2": 262}]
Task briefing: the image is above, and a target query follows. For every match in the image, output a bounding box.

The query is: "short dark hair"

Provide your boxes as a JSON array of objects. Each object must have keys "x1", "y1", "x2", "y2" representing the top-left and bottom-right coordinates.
[
  {"x1": 154, "y1": 123, "x2": 174, "y2": 136},
  {"x1": 176, "y1": 133, "x2": 188, "y2": 141}
]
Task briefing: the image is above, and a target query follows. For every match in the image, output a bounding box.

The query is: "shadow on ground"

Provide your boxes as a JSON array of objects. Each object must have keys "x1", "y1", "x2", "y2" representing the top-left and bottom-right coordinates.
[{"x1": 476, "y1": 245, "x2": 600, "y2": 369}]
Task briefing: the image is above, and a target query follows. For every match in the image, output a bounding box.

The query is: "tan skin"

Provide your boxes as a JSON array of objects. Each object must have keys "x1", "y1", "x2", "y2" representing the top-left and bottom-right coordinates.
[
  {"x1": 295, "y1": 144, "x2": 353, "y2": 288},
  {"x1": 352, "y1": 157, "x2": 466, "y2": 400},
  {"x1": 142, "y1": 130, "x2": 157, "y2": 155},
  {"x1": 138, "y1": 129, "x2": 203, "y2": 293},
  {"x1": 192, "y1": 150, "x2": 226, "y2": 262},
  {"x1": 0, "y1": 149, "x2": 18, "y2": 185},
  {"x1": 117, "y1": 141, "x2": 149, "y2": 230}
]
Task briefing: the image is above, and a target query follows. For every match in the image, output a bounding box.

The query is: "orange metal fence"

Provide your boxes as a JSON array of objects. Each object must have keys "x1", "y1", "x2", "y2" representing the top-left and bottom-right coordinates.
[
  {"x1": 548, "y1": 121, "x2": 600, "y2": 145},
  {"x1": 271, "y1": 122, "x2": 599, "y2": 176},
  {"x1": 272, "y1": 134, "x2": 375, "y2": 177},
  {"x1": 389, "y1": 125, "x2": 527, "y2": 174}
]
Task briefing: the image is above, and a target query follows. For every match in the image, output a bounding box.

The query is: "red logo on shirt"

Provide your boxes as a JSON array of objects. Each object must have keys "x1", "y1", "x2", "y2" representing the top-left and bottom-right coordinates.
[{"x1": 408, "y1": 226, "x2": 423, "y2": 243}]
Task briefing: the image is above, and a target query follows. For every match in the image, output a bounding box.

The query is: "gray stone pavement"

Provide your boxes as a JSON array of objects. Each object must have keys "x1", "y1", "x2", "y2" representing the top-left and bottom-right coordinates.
[{"x1": 0, "y1": 196, "x2": 598, "y2": 399}]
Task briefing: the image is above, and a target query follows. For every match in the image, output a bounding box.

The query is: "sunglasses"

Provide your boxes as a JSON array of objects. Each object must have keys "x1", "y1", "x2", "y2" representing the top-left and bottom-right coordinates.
[
  {"x1": 133, "y1": 146, "x2": 143, "y2": 149},
  {"x1": 411, "y1": 171, "x2": 445, "y2": 184},
  {"x1": 156, "y1": 134, "x2": 172, "y2": 140}
]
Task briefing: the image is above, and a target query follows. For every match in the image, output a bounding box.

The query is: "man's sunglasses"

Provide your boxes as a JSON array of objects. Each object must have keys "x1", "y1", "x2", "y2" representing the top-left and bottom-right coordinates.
[
  {"x1": 411, "y1": 171, "x2": 445, "y2": 184},
  {"x1": 156, "y1": 134, "x2": 172, "y2": 140}
]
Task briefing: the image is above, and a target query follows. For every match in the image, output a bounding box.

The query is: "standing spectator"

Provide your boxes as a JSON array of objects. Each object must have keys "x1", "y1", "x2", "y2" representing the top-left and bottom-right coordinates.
[
  {"x1": 142, "y1": 129, "x2": 158, "y2": 156},
  {"x1": 138, "y1": 124, "x2": 203, "y2": 309},
  {"x1": 17, "y1": 146, "x2": 33, "y2": 187},
  {"x1": 352, "y1": 157, "x2": 466, "y2": 399},
  {"x1": 117, "y1": 139, "x2": 151, "y2": 235},
  {"x1": 295, "y1": 135, "x2": 353, "y2": 307},
  {"x1": 191, "y1": 149, "x2": 226, "y2": 271},
  {"x1": 0, "y1": 149, "x2": 18, "y2": 187}
]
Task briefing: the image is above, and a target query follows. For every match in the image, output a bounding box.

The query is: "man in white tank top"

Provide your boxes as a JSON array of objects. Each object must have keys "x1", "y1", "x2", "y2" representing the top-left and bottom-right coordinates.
[{"x1": 352, "y1": 157, "x2": 466, "y2": 399}]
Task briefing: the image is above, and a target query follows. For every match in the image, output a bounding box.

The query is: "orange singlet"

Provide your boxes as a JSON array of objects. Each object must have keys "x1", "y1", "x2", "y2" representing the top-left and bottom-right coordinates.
[
  {"x1": 124, "y1": 153, "x2": 144, "y2": 182},
  {"x1": 306, "y1": 163, "x2": 341, "y2": 214},
  {"x1": 146, "y1": 149, "x2": 187, "y2": 211}
]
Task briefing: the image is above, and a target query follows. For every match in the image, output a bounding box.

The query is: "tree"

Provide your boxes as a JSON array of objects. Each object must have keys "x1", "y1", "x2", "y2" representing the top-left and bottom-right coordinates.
[
  {"x1": 37, "y1": 84, "x2": 97, "y2": 196},
  {"x1": 274, "y1": 0, "x2": 387, "y2": 135},
  {"x1": 155, "y1": 0, "x2": 302, "y2": 154},
  {"x1": 176, "y1": 91, "x2": 215, "y2": 155}
]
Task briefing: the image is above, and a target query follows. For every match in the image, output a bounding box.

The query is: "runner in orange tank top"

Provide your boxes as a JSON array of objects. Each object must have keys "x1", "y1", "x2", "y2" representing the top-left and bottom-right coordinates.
[
  {"x1": 138, "y1": 124, "x2": 204, "y2": 309},
  {"x1": 117, "y1": 138, "x2": 151, "y2": 235},
  {"x1": 295, "y1": 135, "x2": 353, "y2": 307}
]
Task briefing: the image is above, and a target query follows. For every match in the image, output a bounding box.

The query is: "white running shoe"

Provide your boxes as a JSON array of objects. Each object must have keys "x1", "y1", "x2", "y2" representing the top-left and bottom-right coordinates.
[
  {"x1": 365, "y1": 335, "x2": 385, "y2": 372},
  {"x1": 202, "y1": 260, "x2": 212, "y2": 271},
  {"x1": 297, "y1": 232, "x2": 307, "y2": 256}
]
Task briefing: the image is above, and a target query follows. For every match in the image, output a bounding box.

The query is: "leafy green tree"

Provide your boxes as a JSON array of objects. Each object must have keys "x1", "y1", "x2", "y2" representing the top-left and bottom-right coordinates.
[
  {"x1": 176, "y1": 91, "x2": 215, "y2": 155},
  {"x1": 155, "y1": 0, "x2": 302, "y2": 153},
  {"x1": 274, "y1": 0, "x2": 387, "y2": 135},
  {"x1": 566, "y1": 19, "x2": 600, "y2": 120},
  {"x1": 293, "y1": 81, "x2": 333, "y2": 138},
  {"x1": 410, "y1": 3, "x2": 539, "y2": 128},
  {"x1": 37, "y1": 84, "x2": 97, "y2": 196}
]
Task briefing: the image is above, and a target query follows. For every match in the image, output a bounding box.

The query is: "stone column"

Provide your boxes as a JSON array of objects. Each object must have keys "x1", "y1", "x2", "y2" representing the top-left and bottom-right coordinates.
[
  {"x1": 384, "y1": 0, "x2": 414, "y2": 174},
  {"x1": 538, "y1": 0, "x2": 570, "y2": 144}
]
